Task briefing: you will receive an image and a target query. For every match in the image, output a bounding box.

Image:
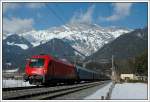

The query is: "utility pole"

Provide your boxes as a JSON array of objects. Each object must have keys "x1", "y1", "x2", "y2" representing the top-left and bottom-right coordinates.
[
  {"x1": 111, "y1": 55, "x2": 116, "y2": 82},
  {"x1": 112, "y1": 55, "x2": 114, "y2": 71},
  {"x1": 74, "y1": 56, "x2": 76, "y2": 66}
]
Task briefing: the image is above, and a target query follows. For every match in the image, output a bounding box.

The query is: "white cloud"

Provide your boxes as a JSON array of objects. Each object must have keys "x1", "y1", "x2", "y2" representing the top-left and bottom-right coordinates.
[
  {"x1": 3, "y1": 17, "x2": 34, "y2": 34},
  {"x1": 3, "y1": 3, "x2": 45, "y2": 13},
  {"x1": 70, "y1": 5, "x2": 95, "y2": 24},
  {"x1": 26, "y1": 3, "x2": 45, "y2": 9},
  {"x1": 106, "y1": 3, "x2": 133, "y2": 21}
]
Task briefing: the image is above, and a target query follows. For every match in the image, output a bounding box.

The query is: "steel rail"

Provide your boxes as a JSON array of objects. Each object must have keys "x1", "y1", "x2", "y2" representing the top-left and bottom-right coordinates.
[
  {"x1": 3, "y1": 81, "x2": 107, "y2": 100},
  {"x1": 3, "y1": 86, "x2": 44, "y2": 91}
]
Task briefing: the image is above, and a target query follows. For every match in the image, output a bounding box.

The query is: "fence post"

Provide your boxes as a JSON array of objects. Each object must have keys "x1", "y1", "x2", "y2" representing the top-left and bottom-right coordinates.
[
  {"x1": 105, "y1": 83, "x2": 116, "y2": 99},
  {"x1": 101, "y1": 96, "x2": 104, "y2": 100}
]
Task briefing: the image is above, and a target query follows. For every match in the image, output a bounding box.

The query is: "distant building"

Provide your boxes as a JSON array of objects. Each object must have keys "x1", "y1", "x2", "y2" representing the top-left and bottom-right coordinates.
[
  {"x1": 2, "y1": 68, "x2": 23, "y2": 79},
  {"x1": 120, "y1": 74, "x2": 147, "y2": 81},
  {"x1": 120, "y1": 74, "x2": 137, "y2": 81},
  {"x1": 135, "y1": 75, "x2": 147, "y2": 81}
]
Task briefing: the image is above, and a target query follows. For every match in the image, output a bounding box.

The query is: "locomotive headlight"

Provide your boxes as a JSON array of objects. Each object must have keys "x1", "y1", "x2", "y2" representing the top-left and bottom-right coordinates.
[{"x1": 43, "y1": 69, "x2": 47, "y2": 74}]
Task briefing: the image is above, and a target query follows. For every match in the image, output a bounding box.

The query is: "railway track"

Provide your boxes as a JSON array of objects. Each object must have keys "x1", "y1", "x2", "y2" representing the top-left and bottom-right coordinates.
[
  {"x1": 2, "y1": 81, "x2": 91, "y2": 91},
  {"x1": 3, "y1": 81, "x2": 108, "y2": 100},
  {"x1": 3, "y1": 86, "x2": 44, "y2": 91}
]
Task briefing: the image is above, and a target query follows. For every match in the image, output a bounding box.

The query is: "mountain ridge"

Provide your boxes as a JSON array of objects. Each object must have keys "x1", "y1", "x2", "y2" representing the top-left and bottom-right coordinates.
[
  {"x1": 4, "y1": 23, "x2": 131, "y2": 56},
  {"x1": 87, "y1": 27, "x2": 148, "y2": 60}
]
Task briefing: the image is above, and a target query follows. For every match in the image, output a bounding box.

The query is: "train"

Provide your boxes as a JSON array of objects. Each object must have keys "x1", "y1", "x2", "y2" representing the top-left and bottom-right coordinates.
[{"x1": 24, "y1": 54, "x2": 109, "y2": 85}]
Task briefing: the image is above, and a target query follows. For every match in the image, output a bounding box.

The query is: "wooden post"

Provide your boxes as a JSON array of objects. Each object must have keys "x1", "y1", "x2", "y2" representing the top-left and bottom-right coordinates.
[{"x1": 101, "y1": 96, "x2": 104, "y2": 100}]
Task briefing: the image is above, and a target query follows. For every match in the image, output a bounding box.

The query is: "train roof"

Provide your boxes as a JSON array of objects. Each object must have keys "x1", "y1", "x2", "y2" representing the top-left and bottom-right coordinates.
[
  {"x1": 30, "y1": 54, "x2": 74, "y2": 67},
  {"x1": 31, "y1": 54, "x2": 53, "y2": 59},
  {"x1": 76, "y1": 65, "x2": 98, "y2": 74}
]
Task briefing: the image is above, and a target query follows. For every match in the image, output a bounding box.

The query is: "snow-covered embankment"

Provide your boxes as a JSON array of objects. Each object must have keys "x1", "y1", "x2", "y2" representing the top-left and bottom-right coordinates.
[
  {"x1": 111, "y1": 83, "x2": 147, "y2": 99},
  {"x1": 84, "y1": 82, "x2": 113, "y2": 99},
  {"x1": 2, "y1": 79, "x2": 33, "y2": 88}
]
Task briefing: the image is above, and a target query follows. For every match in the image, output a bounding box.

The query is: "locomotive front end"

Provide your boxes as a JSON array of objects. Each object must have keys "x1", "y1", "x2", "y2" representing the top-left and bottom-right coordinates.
[{"x1": 24, "y1": 56, "x2": 48, "y2": 85}]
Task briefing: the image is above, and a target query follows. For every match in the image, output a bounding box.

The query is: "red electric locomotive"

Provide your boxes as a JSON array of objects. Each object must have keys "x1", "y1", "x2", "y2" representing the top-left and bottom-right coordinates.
[{"x1": 24, "y1": 54, "x2": 77, "y2": 85}]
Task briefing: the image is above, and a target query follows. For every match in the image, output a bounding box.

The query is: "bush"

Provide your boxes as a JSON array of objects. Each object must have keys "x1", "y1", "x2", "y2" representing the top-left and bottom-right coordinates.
[{"x1": 121, "y1": 79, "x2": 147, "y2": 83}]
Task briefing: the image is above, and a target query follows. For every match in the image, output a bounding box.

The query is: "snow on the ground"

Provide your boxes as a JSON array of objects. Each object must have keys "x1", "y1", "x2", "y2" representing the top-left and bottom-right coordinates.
[
  {"x1": 84, "y1": 82, "x2": 112, "y2": 99},
  {"x1": 111, "y1": 83, "x2": 147, "y2": 100},
  {"x1": 4, "y1": 68, "x2": 18, "y2": 73},
  {"x1": 2, "y1": 79, "x2": 34, "y2": 88}
]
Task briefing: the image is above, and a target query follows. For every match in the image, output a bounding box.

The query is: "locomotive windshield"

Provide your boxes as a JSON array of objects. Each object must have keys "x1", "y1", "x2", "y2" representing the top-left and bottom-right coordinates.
[{"x1": 29, "y1": 58, "x2": 45, "y2": 68}]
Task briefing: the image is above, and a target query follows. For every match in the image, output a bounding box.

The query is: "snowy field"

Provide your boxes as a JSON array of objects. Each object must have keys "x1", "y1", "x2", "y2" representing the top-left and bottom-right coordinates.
[
  {"x1": 84, "y1": 82, "x2": 112, "y2": 99},
  {"x1": 2, "y1": 79, "x2": 34, "y2": 88},
  {"x1": 2, "y1": 80, "x2": 148, "y2": 100},
  {"x1": 111, "y1": 83, "x2": 148, "y2": 100},
  {"x1": 84, "y1": 82, "x2": 148, "y2": 100}
]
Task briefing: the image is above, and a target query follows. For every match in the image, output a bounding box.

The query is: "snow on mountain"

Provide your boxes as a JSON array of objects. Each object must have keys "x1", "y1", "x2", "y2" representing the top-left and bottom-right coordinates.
[
  {"x1": 62, "y1": 23, "x2": 131, "y2": 56},
  {"x1": 3, "y1": 34, "x2": 32, "y2": 50},
  {"x1": 4, "y1": 23, "x2": 131, "y2": 56},
  {"x1": 7, "y1": 42, "x2": 29, "y2": 50},
  {"x1": 21, "y1": 27, "x2": 73, "y2": 47}
]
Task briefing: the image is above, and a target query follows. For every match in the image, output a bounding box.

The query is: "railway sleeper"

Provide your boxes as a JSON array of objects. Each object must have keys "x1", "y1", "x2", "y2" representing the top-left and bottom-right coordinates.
[{"x1": 3, "y1": 81, "x2": 102, "y2": 100}]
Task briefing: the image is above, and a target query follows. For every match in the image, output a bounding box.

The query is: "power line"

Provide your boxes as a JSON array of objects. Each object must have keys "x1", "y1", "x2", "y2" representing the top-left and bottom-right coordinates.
[
  {"x1": 45, "y1": 4, "x2": 66, "y2": 25},
  {"x1": 45, "y1": 3, "x2": 87, "y2": 58}
]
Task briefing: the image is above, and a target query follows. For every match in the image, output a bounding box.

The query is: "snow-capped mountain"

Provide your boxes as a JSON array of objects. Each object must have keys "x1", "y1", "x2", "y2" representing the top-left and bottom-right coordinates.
[
  {"x1": 3, "y1": 34, "x2": 32, "y2": 50},
  {"x1": 4, "y1": 23, "x2": 131, "y2": 56}
]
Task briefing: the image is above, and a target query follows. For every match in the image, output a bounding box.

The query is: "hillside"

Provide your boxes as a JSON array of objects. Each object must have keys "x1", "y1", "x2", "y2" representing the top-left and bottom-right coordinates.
[{"x1": 88, "y1": 27, "x2": 148, "y2": 60}]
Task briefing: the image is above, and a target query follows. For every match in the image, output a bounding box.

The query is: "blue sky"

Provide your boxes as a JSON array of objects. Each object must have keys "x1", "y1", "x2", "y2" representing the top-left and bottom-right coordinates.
[{"x1": 3, "y1": 2, "x2": 148, "y2": 34}]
